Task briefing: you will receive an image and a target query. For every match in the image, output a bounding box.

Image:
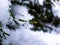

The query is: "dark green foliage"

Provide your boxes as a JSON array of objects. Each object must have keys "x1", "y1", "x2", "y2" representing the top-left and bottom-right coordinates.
[
  {"x1": 52, "y1": 16, "x2": 60, "y2": 27},
  {"x1": 11, "y1": 0, "x2": 22, "y2": 5},
  {"x1": 8, "y1": 10, "x2": 19, "y2": 30},
  {"x1": 28, "y1": 0, "x2": 54, "y2": 32},
  {"x1": 19, "y1": 19, "x2": 27, "y2": 22},
  {"x1": 43, "y1": 1, "x2": 54, "y2": 23},
  {"x1": 0, "y1": 22, "x2": 10, "y2": 38},
  {"x1": 9, "y1": 10, "x2": 15, "y2": 19},
  {"x1": 13, "y1": 19, "x2": 19, "y2": 25},
  {"x1": 29, "y1": 19, "x2": 44, "y2": 30},
  {"x1": 9, "y1": 10, "x2": 19, "y2": 25},
  {"x1": 11, "y1": 0, "x2": 60, "y2": 32},
  {"x1": 0, "y1": 41, "x2": 2, "y2": 45},
  {"x1": 0, "y1": 22, "x2": 10, "y2": 45},
  {"x1": 6, "y1": 23, "x2": 16, "y2": 30}
]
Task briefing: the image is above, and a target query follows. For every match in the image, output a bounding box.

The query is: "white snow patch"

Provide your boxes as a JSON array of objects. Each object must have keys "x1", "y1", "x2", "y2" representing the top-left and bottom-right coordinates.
[
  {"x1": 52, "y1": 1, "x2": 60, "y2": 17},
  {"x1": 0, "y1": 0, "x2": 11, "y2": 24},
  {"x1": 3, "y1": 25, "x2": 60, "y2": 45}
]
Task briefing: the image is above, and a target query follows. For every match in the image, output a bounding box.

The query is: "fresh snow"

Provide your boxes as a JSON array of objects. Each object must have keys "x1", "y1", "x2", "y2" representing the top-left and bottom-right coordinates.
[{"x1": 0, "y1": 0, "x2": 60, "y2": 45}]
